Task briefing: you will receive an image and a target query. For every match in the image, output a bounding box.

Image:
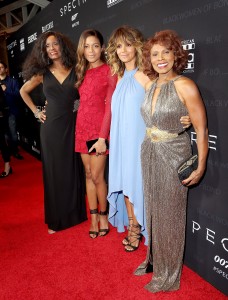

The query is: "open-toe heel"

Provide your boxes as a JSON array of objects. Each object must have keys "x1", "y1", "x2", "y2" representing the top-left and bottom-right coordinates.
[
  {"x1": 89, "y1": 208, "x2": 99, "y2": 239},
  {"x1": 99, "y1": 210, "x2": 110, "y2": 237},
  {"x1": 125, "y1": 224, "x2": 142, "y2": 252},
  {"x1": 122, "y1": 217, "x2": 133, "y2": 246}
]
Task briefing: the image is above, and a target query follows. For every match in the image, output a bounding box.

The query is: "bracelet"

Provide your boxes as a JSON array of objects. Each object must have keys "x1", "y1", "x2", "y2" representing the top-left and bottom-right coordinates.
[{"x1": 34, "y1": 108, "x2": 41, "y2": 118}]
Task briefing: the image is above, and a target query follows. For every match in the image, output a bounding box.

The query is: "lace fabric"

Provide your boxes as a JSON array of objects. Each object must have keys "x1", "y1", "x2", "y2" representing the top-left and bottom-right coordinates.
[{"x1": 75, "y1": 64, "x2": 117, "y2": 153}]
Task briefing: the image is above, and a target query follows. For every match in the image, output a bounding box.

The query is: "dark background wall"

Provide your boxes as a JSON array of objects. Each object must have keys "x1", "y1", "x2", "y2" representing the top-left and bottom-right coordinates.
[{"x1": 6, "y1": 0, "x2": 228, "y2": 295}]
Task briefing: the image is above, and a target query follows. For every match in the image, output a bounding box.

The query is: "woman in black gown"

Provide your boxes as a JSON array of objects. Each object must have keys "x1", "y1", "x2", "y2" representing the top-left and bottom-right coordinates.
[
  {"x1": 0, "y1": 86, "x2": 12, "y2": 178},
  {"x1": 20, "y1": 31, "x2": 87, "y2": 233}
]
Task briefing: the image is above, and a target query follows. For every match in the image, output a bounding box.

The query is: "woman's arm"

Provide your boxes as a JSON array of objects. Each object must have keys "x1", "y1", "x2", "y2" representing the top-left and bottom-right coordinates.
[
  {"x1": 176, "y1": 77, "x2": 208, "y2": 186},
  {"x1": 20, "y1": 75, "x2": 46, "y2": 123},
  {"x1": 89, "y1": 68, "x2": 117, "y2": 154}
]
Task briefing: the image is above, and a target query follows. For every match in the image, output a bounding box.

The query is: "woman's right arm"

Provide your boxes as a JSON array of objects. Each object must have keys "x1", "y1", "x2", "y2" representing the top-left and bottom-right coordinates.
[
  {"x1": 176, "y1": 77, "x2": 208, "y2": 186},
  {"x1": 20, "y1": 75, "x2": 46, "y2": 123}
]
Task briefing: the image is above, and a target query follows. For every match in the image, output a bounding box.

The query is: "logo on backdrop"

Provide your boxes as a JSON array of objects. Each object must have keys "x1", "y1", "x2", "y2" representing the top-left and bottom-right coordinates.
[
  {"x1": 20, "y1": 38, "x2": 25, "y2": 52},
  {"x1": 42, "y1": 21, "x2": 54, "y2": 33},
  {"x1": 7, "y1": 40, "x2": 17, "y2": 51},
  {"x1": 28, "y1": 32, "x2": 38, "y2": 44},
  {"x1": 182, "y1": 39, "x2": 195, "y2": 73},
  {"x1": 107, "y1": 0, "x2": 124, "y2": 8},
  {"x1": 191, "y1": 131, "x2": 217, "y2": 151},
  {"x1": 59, "y1": 0, "x2": 87, "y2": 17},
  {"x1": 71, "y1": 13, "x2": 79, "y2": 28},
  {"x1": 32, "y1": 140, "x2": 41, "y2": 155},
  {"x1": 192, "y1": 220, "x2": 228, "y2": 281}
]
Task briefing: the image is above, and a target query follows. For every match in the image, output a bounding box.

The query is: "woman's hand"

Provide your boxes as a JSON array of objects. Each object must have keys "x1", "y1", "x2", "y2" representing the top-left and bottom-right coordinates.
[
  {"x1": 35, "y1": 109, "x2": 46, "y2": 123},
  {"x1": 38, "y1": 110, "x2": 46, "y2": 123},
  {"x1": 180, "y1": 115, "x2": 191, "y2": 129},
  {"x1": 182, "y1": 168, "x2": 205, "y2": 186},
  {"x1": 89, "y1": 138, "x2": 107, "y2": 156}
]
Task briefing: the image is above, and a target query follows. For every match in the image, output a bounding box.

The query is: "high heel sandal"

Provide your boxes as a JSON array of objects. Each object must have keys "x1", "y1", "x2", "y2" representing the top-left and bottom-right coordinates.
[
  {"x1": 122, "y1": 217, "x2": 133, "y2": 246},
  {"x1": 125, "y1": 224, "x2": 142, "y2": 252},
  {"x1": 99, "y1": 210, "x2": 110, "y2": 237},
  {"x1": 89, "y1": 208, "x2": 99, "y2": 239}
]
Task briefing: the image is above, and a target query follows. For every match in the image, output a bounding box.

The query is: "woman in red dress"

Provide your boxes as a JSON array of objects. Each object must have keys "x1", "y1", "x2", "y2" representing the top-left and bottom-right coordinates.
[{"x1": 75, "y1": 29, "x2": 117, "y2": 238}]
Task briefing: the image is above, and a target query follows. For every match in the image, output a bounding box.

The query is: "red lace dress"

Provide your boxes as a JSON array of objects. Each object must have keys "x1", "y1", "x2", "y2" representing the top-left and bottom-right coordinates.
[{"x1": 75, "y1": 64, "x2": 117, "y2": 153}]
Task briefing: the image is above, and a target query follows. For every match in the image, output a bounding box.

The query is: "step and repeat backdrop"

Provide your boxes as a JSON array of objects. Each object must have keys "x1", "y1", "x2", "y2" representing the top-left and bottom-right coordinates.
[{"x1": 6, "y1": 0, "x2": 228, "y2": 295}]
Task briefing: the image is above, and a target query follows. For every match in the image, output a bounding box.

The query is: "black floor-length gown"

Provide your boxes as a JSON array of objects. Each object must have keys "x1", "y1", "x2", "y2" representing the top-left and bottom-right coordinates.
[{"x1": 41, "y1": 68, "x2": 87, "y2": 231}]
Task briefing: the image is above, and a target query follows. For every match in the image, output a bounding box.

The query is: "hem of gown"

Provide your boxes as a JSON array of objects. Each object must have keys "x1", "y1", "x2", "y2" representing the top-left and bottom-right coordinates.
[
  {"x1": 46, "y1": 213, "x2": 87, "y2": 232},
  {"x1": 144, "y1": 282, "x2": 180, "y2": 293}
]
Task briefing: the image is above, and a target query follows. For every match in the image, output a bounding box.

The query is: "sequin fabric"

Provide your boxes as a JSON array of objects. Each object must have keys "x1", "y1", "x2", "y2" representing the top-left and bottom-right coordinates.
[{"x1": 134, "y1": 77, "x2": 192, "y2": 293}]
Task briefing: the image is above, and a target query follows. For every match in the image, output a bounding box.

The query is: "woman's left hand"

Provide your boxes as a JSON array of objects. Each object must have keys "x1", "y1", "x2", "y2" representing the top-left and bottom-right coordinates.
[
  {"x1": 89, "y1": 138, "x2": 107, "y2": 156},
  {"x1": 182, "y1": 168, "x2": 204, "y2": 186},
  {"x1": 180, "y1": 115, "x2": 191, "y2": 129}
]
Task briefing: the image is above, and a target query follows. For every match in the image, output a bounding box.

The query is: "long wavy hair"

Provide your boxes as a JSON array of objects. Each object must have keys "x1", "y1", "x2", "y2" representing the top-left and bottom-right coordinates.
[
  {"x1": 143, "y1": 30, "x2": 188, "y2": 80},
  {"x1": 22, "y1": 31, "x2": 76, "y2": 80},
  {"x1": 75, "y1": 29, "x2": 106, "y2": 88},
  {"x1": 106, "y1": 25, "x2": 144, "y2": 77}
]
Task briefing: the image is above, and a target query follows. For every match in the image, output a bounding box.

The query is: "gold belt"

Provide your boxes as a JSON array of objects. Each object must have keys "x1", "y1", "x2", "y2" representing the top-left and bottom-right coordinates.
[{"x1": 146, "y1": 126, "x2": 178, "y2": 142}]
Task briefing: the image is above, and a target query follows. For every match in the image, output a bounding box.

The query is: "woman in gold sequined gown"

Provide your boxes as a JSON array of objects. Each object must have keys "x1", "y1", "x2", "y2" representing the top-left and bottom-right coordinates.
[{"x1": 135, "y1": 30, "x2": 208, "y2": 293}]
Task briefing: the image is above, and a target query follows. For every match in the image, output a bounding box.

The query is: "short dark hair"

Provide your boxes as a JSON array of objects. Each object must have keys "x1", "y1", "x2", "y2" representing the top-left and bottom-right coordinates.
[{"x1": 143, "y1": 30, "x2": 188, "y2": 80}]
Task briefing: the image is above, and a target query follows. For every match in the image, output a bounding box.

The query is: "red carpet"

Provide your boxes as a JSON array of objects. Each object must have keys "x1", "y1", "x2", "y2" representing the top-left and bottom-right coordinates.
[{"x1": 0, "y1": 150, "x2": 226, "y2": 300}]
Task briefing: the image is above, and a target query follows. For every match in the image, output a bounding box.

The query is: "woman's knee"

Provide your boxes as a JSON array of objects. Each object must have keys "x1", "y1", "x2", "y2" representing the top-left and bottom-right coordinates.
[
  {"x1": 91, "y1": 171, "x2": 104, "y2": 185},
  {"x1": 84, "y1": 166, "x2": 92, "y2": 180}
]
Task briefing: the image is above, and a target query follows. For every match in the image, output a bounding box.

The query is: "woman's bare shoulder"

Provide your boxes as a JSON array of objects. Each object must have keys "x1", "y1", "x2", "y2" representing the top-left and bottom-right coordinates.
[{"x1": 135, "y1": 71, "x2": 151, "y2": 89}]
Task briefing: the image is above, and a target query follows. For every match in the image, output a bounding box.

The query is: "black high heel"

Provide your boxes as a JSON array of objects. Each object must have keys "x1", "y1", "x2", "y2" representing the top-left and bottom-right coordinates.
[
  {"x1": 99, "y1": 210, "x2": 110, "y2": 237},
  {"x1": 89, "y1": 209, "x2": 99, "y2": 239},
  {"x1": 125, "y1": 224, "x2": 142, "y2": 252},
  {"x1": 0, "y1": 167, "x2": 13, "y2": 178}
]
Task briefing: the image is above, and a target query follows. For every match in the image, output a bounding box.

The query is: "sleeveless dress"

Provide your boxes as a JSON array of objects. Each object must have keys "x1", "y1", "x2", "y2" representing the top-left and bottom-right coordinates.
[
  {"x1": 41, "y1": 69, "x2": 87, "y2": 231},
  {"x1": 135, "y1": 77, "x2": 192, "y2": 292},
  {"x1": 108, "y1": 68, "x2": 147, "y2": 242},
  {"x1": 75, "y1": 64, "x2": 117, "y2": 153}
]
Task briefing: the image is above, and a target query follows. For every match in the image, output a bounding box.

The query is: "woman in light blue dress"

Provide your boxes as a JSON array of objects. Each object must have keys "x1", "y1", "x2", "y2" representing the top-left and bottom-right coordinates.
[
  {"x1": 106, "y1": 26, "x2": 191, "y2": 252},
  {"x1": 107, "y1": 26, "x2": 150, "y2": 251}
]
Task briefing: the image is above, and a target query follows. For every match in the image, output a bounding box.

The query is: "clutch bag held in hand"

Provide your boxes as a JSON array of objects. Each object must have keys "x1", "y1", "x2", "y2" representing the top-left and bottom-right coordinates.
[
  {"x1": 177, "y1": 154, "x2": 198, "y2": 183},
  {"x1": 86, "y1": 139, "x2": 109, "y2": 153}
]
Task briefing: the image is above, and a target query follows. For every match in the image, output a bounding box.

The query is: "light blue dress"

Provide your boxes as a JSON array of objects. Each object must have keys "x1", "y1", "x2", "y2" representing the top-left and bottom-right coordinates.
[{"x1": 108, "y1": 68, "x2": 148, "y2": 243}]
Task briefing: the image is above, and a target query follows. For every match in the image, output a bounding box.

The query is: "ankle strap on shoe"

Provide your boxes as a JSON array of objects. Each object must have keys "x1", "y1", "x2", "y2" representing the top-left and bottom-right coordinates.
[
  {"x1": 90, "y1": 208, "x2": 98, "y2": 214},
  {"x1": 99, "y1": 210, "x2": 108, "y2": 215}
]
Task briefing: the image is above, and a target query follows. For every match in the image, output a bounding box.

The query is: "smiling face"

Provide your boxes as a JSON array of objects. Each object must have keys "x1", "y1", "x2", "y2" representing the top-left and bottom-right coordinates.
[
  {"x1": 150, "y1": 43, "x2": 176, "y2": 76},
  {"x1": 116, "y1": 39, "x2": 137, "y2": 68},
  {"x1": 83, "y1": 35, "x2": 103, "y2": 67},
  {"x1": 45, "y1": 35, "x2": 61, "y2": 61}
]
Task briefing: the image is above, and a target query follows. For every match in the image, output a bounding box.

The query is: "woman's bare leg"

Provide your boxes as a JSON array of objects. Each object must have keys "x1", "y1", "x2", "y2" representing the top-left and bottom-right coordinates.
[
  {"x1": 81, "y1": 154, "x2": 99, "y2": 238},
  {"x1": 124, "y1": 197, "x2": 141, "y2": 251},
  {"x1": 90, "y1": 155, "x2": 109, "y2": 236}
]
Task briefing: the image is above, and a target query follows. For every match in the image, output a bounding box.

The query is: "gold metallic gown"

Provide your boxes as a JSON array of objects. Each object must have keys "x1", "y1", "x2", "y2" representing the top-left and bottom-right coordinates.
[{"x1": 135, "y1": 76, "x2": 192, "y2": 292}]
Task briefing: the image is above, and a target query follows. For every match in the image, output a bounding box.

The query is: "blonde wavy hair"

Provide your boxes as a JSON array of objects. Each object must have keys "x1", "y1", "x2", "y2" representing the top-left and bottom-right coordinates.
[
  {"x1": 106, "y1": 25, "x2": 144, "y2": 77},
  {"x1": 75, "y1": 29, "x2": 106, "y2": 88}
]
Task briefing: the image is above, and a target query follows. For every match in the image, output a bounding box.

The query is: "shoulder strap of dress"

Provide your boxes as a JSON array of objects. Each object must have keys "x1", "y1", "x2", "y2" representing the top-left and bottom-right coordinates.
[{"x1": 172, "y1": 75, "x2": 182, "y2": 82}]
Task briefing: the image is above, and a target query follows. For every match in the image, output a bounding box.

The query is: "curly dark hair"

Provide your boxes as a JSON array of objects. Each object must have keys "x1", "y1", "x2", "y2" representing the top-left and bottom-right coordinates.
[
  {"x1": 143, "y1": 30, "x2": 188, "y2": 80},
  {"x1": 22, "y1": 31, "x2": 76, "y2": 80}
]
